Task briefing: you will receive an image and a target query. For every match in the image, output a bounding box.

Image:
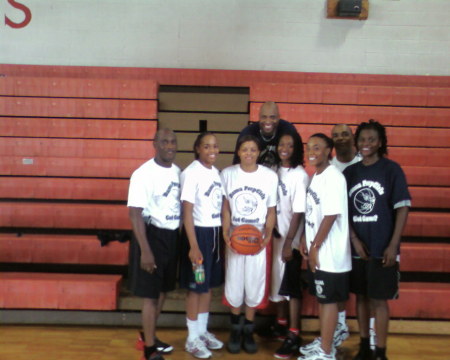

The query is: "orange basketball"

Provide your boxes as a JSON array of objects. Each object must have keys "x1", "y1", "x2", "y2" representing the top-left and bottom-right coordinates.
[{"x1": 230, "y1": 224, "x2": 263, "y2": 255}]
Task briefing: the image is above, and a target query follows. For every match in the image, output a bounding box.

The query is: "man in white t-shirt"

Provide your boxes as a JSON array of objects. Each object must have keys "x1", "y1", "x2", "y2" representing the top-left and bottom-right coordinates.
[
  {"x1": 128, "y1": 129, "x2": 181, "y2": 360},
  {"x1": 330, "y1": 124, "x2": 365, "y2": 349}
]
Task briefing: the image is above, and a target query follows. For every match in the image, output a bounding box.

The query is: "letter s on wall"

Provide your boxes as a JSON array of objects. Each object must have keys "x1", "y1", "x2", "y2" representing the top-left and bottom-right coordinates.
[{"x1": 5, "y1": 0, "x2": 32, "y2": 28}]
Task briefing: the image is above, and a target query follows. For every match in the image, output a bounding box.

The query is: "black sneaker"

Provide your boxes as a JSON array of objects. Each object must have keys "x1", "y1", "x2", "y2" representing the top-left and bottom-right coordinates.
[
  {"x1": 274, "y1": 331, "x2": 301, "y2": 359},
  {"x1": 353, "y1": 348, "x2": 373, "y2": 360},
  {"x1": 227, "y1": 323, "x2": 242, "y2": 354},
  {"x1": 155, "y1": 337, "x2": 173, "y2": 354},
  {"x1": 257, "y1": 322, "x2": 288, "y2": 341},
  {"x1": 242, "y1": 323, "x2": 258, "y2": 354}
]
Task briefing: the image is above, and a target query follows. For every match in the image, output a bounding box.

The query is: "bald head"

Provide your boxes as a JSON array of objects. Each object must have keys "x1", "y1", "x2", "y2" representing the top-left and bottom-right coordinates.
[{"x1": 259, "y1": 101, "x2": 280, "y2": 137}]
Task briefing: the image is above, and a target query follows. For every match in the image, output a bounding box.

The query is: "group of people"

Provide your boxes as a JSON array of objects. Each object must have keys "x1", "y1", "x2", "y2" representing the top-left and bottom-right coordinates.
[{"x1": 127, "y1": 101, "x2": 411, "y2": 360}]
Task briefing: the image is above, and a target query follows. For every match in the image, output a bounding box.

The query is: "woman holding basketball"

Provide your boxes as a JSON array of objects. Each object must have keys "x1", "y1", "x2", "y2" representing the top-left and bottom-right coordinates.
[
  {"x1": 270, "y1": 131, "x2": 309, "y2": 359},
  {"x1": 221, "y1": 134, "x2": 278, "y2": 354},
  {"x1": 179, "y1": 132, "x2": 224, "y2": 359},
  {"x1": 299, "y1": 133, "x2": 351, "y2": 360}
]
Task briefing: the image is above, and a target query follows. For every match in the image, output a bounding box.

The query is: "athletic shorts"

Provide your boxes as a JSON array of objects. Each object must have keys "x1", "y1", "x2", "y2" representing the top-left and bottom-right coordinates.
[
  {"x1": 350, "y1": 258, "x2": 400, "y2": 300},
  {"x1": 224, "y1": 245, "x2": 270, "y2": 309},
  {"x1": 128, "y1": 223, "x2": 179, "y2": 299},
  {"x1": 179, "y1": 226, "x2": 224, "y2": 293},
  {"x1": 307, "y1": 268, "x2": 349, "y2": 304},
  {"x1": 278, "y1": 249, "x2": 303, "y2": 300}
]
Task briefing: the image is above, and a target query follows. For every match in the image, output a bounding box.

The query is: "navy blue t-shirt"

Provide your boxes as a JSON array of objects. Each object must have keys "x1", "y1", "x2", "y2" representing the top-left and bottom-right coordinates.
[
  {"x1": 344, "y1": 157, "x2": 411, "y2": 258},
  {"x1": 232, "y1": 119, "x2": 301, "y2": 168}
]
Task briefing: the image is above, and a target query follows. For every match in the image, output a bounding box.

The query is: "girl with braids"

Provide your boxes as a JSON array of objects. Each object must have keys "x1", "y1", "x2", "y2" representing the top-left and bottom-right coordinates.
[{"x1": 344, "y1": 120, "x2": 410, "y2": 360}]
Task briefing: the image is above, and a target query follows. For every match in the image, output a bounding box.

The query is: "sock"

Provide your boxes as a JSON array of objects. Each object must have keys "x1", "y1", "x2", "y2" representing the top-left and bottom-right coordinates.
[
  {"x1": 198, "y1": 312, "x2": 209, "y2": 335},
  {"x1": 375, "y1": 346, "x2": 386, "y2": 359},
  {"x1": 244, "y1": 318, "x2": 253, "y2": 325},
  {"x1": 370, "y1": 317, "x2": 376, "y2": 330},
  {"x1": 338, "y1": 310, "x2": 346, "y2": 325},
  {"x1": 144, "y1": 345, "x2": 157, "y2": 358},
  {"x1": 289, "y1": 328, "x2": 299, "y2": 336},
  {"x1": 187, "y1": 318, "x2": 199, "y2": 341},
  {"x1": 277, "y1": 317, "x2": 288, "y2": 327},
  {"x1": 230, "y1": 313, "x2": 241, "y2": 325}
]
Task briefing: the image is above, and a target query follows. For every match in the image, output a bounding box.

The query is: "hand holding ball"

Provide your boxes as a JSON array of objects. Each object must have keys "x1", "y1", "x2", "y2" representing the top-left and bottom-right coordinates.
[{"x1": 230, "y1": 225, "x2": 263, "y2": 255}]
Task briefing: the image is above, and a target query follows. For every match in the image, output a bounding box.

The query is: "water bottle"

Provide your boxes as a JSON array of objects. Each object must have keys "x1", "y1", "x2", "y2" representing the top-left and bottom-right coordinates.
[{"x1": 193, "y1": 260, "x2": 205, "y2": 284}]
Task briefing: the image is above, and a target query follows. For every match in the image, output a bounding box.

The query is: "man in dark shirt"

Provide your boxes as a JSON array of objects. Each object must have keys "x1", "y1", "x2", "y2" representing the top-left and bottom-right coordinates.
[{"x1": 233, "y1": 101, "x2": 301, "y2": 169}]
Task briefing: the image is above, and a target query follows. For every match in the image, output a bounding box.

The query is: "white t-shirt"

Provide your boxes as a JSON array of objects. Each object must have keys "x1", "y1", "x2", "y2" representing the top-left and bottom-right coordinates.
[
  {"x1": 127, "y1": 158, "x2": 181, "y2": 230},
  {"x1": 276, "y1": 165, "x2": 309, "y2": 248},
  {"x1": 331, "y1": 153, "x2": 362, "y2": 172},
  {"x1": 180, "y1": 160, "x2": 223, "y2": 227},
  {"x1": 221, "y1": 164, "x2": 278, "y2": 232},
  {"x1": 305, "y1": 164, "x2": 351, "y2": 273}
]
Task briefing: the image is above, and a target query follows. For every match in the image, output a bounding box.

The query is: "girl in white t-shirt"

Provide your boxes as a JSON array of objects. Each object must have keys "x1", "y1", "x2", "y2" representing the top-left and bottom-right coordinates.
[
  {"x1": 221, "y1": 135, "x2": 278, "y2": 354},
  {"x1": 180, "y1": 132, "x2": 224, "y2": 359},
  {"x1": 271, "y1": 132, "x2": 309, "y2": 359},
  {"x1": 299, "y1": 133, "x2": 351, "y2": 360}
]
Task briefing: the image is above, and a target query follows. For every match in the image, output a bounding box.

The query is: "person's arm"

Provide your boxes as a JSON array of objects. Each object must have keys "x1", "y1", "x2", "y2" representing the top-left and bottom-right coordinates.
[
  {"x1": 308, "y1": 215, "x2": 337, "y2": 272},
  {"x1": 349, "y1": 224, "x2": 369, "y2": 260},
  {"x1": 259, "y1": 206, "x2": 276, "y2": 252},
  {"x1": 183, "y1": 201, "x2": 203, "y2": 264},
  {"x1": 129, "y1": 207, "x2": 156, "y2": 273},
  {"x1": 383, "y1": 206, "x2": 409, "y2": 267},
  {"x1": 221, "y1": 197, "x2": 233, "y2": 250},
  {"x1": 281, "y1": 213, "x2": 304, "y2": 262}
]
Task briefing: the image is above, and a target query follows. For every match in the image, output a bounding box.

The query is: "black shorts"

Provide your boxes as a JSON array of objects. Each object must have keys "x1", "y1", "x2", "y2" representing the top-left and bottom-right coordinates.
[
  {"x1": 350, "y1": 258, "x2": 400, "y2": 300},
  {"x1": 307, "y1": 268, "x2": 349, "y2": 304},
  {"x1": 128, "y1": 223, "x2": 179, "y2": 299},
  {"x1": 278, "y1": 249, "x2": 303, "y2": 299},
  {"x1": 179, "y1": 226, "x2": 224, "y2": 293}
]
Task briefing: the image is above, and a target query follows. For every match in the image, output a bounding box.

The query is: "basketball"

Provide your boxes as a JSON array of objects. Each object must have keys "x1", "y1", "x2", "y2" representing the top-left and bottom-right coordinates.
[{"x1": 230, "y1": 224, "x2": 263, "y2": 255}]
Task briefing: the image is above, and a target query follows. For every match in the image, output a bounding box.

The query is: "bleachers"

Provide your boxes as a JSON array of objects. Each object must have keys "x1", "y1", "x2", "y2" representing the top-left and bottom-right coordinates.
[
  {"x1": 250, "y1": 81, "x2": 450, "y2": 320},
  {"x1": 0, "y1": 66, "x2": 448, "y2": 328},
  {"x1": 0, "y1": 76, "x2": 158, "y2": 310}
]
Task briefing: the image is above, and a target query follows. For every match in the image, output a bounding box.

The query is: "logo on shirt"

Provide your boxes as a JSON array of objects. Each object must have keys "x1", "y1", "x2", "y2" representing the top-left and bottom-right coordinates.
[
  {"x1": 354, "y1": 188, "x2": 376, "y2": 214},
  {"x1": 204, "y1": 181, "x2": 222, "y2": 211},
  {"x1": 235, "y1": 193, "x2": 258, "y2": 216}
]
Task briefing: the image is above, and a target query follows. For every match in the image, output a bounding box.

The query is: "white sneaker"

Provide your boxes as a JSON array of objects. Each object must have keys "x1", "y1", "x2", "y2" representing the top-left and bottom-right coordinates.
[
  {"x1": 370, "y1": 327, "x2": 377, "y2": 351},
  {"x1": 333, "y1": 322, "x2": 349, "y2": 347},
  {"x1": 298, "y1": 346, "x2": 336, "y2": 360},
  {"x1": 299, "y1": 337, "x2": 321, "y2": 356},
  {"x1": 199, "y1": 331, "x2": 223, "y2": 350},
  {"x1": 185, "y1": 337, "x2": 212, "y2": 359}
]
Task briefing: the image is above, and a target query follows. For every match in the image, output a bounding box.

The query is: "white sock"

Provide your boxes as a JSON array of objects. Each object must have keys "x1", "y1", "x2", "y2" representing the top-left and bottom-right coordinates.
[
  {"x1": 370, "y1": 317, "x2": 376, "y2": 331},
  {"x1": 198, "y1": 312, "x2": 209, "y2": 335},
  {"x1": 338, "y1": 310, "x2": 346, "y2": 325},
  {"x1": 187, "y1": 318, "x2": 199, "y2": 341}
]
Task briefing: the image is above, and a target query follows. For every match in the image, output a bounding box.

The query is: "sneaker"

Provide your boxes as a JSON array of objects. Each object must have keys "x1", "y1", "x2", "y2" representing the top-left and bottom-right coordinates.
[
  {"x1": 299, "y1": 337, "x2": 321, "y2": 356},
  {"x1": 352, "y1": 348, "x2": 373, "y2": 360},
  {"x1": 143, "y1": 351, "x2": 164, "y2": 360},
  {"x1": 227, "y1": 324, "x2": 242, "y2": 354},
  {"x1": 242, "y1": 323, "x2": 258, "y2": 354},
  {"x1": 297, "y1": 346, "x2": 336, "y2": 360},
  {"x1": 369, "y1": 328, "x2": 377, "y2": 351},
  {"x1": 185, "y1": 337, "x2": 212, "y2": 359},
  {"x1": 135, "y1": 332, "x2": 173, "y2": 354},
  {"x1": 333, "y1": 322, "x2": 349, "y2": 347},
  {"x1": 274, "y1": 331, "x2": 301, "y2": 359},
  {"x1": 199, "y1": 331, "x2": 224, "y2": 350},
  {"x1": 258, "y1": 322, "x2": 288, "y2": 340}
]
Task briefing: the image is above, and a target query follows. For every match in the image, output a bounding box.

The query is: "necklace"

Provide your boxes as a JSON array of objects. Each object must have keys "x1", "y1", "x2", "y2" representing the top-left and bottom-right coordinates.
[{"x1": 260, "y1": 130, "x2": 276, "y2": 142}]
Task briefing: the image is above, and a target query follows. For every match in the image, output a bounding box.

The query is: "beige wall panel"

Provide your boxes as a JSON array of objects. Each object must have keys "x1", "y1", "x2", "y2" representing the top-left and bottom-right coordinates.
[
  {"x1": 159, "y1": 93, "x2": 249, "y2": 112},
  {"x1": 159, "y1": 112, "x2": 248, "y2": 132}
]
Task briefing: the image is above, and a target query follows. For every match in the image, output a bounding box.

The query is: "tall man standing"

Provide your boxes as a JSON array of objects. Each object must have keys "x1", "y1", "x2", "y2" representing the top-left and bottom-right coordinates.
[
  {"x1": 128, "y1": 129, "x2": 181, "y2": 360},
  {"x1": 233, "y1": 101, "x2": 301, "y2": 169}
]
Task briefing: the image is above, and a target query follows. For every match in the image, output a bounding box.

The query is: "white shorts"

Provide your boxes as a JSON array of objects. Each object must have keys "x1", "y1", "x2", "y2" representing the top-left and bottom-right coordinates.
[
  {"x1": 224, "y1": 246, "x2": 269, "y2": 308},
  {"x1": 270, "y1": 236, "x2": 289, "y2": 302}
]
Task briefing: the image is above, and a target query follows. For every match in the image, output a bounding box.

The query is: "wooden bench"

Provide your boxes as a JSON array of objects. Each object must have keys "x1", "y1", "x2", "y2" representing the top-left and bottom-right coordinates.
[{"x1": 0, "y1": 76, "x2": 158, "y2": 311}]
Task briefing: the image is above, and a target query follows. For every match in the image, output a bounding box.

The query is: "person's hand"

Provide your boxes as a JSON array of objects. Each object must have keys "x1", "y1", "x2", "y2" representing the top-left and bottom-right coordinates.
[
  {"x1": 300, "y1": 236, "x2": 308, "y2": 260},
  {"x1": 281, "y1": 240, "x2": 293, "y2": 263},
  {"x1": 140, "y1": 250, "x2": 156, "y2": 274},
  {"x1": 383, "y1": 243, "x2": 397, "y2": 267},
  {"x1": 223, "y1": 231, "x2": 237, "y2": 253},
  {"x1": 189, "y1": 246, "x2": 203, "y2": 264},
  {"x1": 351, "y1": 236, "x2": 369, "y2": 260},
  {"x1": 308, "y1": 246, "x2": 320, "y2": 273}
]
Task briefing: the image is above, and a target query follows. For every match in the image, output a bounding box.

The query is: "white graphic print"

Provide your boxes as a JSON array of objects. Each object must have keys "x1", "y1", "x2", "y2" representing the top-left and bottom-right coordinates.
[{"x1": 354, "y1": 187, "x2": 376, "y2": 214}]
